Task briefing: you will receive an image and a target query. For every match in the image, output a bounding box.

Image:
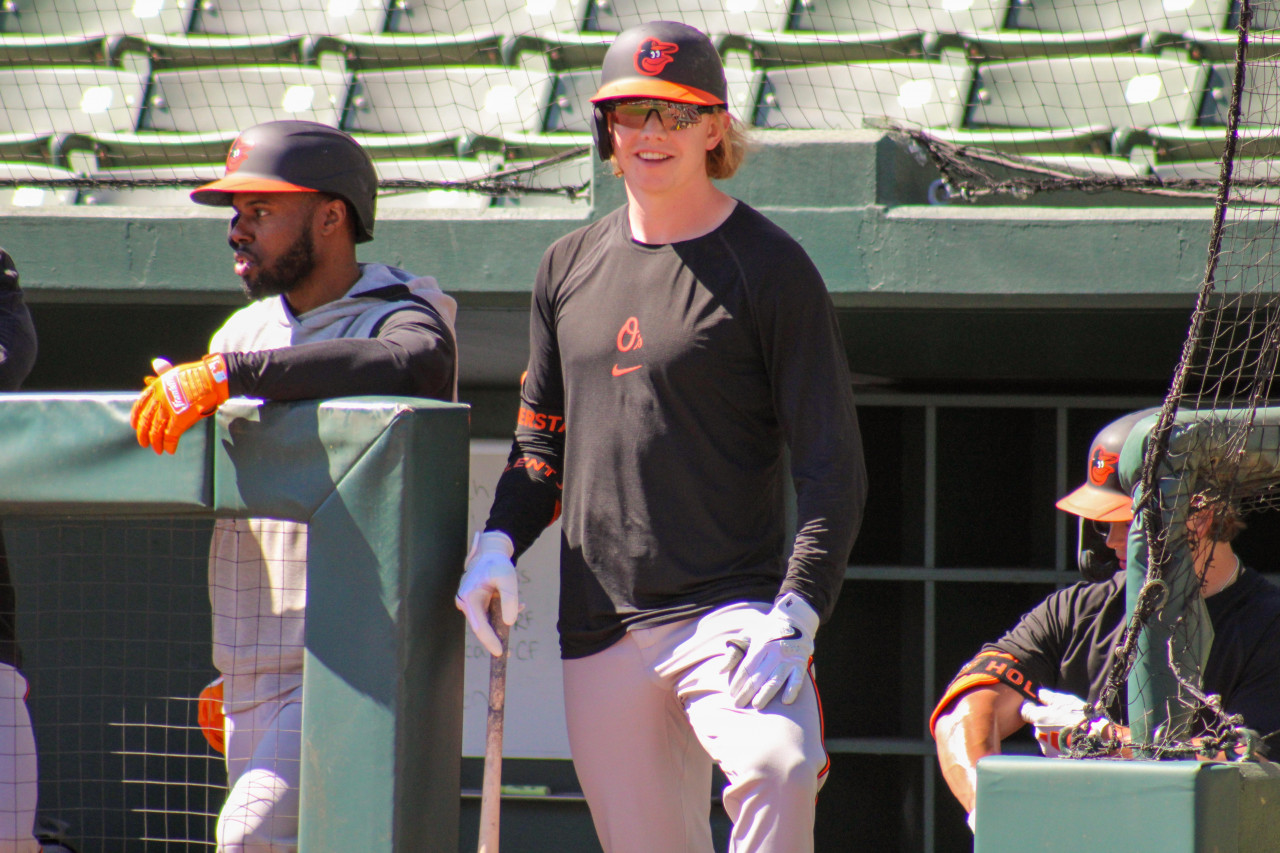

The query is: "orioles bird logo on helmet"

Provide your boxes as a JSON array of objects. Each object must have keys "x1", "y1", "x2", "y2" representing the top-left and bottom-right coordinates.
[
  {"x1": 224, "y1": 138, "x2": 255, "y2": 174},
  {"x1": 1088, "y1": 446, "x2": 1120, "y2": 486},
  {"x1": 634, "y1": 38, "x2": 679, "y2": 75}
]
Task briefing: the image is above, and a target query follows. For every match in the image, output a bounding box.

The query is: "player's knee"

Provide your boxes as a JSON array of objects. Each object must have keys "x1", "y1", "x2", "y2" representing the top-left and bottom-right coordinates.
[{"x1": 735, "y1": 737, "x2": 825, "y2": 799}]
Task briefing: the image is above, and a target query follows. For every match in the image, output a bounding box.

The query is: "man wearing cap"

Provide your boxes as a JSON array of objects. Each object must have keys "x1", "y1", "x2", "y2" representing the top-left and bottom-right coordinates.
[
  {"x1": 930, "y1": 409, "x2": 1280, "y2": 833},
  {"x1": 455, "y1": 20, "x2": 865, "y2": 853},
  {"x1": 129, "y1": 120, "x2": 457, "y2": 853}
]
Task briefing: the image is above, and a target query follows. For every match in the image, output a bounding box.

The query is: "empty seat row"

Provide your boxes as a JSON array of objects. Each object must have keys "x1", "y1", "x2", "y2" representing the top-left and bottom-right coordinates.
[
  {"x1": 0, "y1": 0, "x2": 1271, "y2": 42},
  {"x1": 0, "y1": 53, "x2": 1266, "y2": 173}
]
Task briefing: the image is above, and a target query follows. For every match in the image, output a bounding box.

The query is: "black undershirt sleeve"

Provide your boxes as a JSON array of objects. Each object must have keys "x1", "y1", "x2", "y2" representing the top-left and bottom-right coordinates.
[
  {"x1": 484, "y1": 249, "x2": 564, "y2": 558},
  {"x1": 222, "y1": 308, "x2": 455, "y2": 402}
]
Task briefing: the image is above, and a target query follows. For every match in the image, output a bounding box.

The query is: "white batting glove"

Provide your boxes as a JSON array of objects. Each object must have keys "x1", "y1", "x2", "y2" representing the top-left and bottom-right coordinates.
[
  {"x1": 1019, "y1": 688, "x2": 1088, "y2": 757},
  {"x1": 722, "y1": 592, "x2": 820, "y2": 710},
  {"x1": 456, "y1": 531, "x2": 519, "y2": 657}
]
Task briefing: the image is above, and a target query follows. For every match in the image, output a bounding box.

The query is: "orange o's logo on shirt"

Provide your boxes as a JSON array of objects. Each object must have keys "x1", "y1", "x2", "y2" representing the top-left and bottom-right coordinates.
[
  {"x1": 617, "y1": 317, "x2": 644, "y2": 352},
  {"x1": 1088, "y1": 445, "x2": 1120, "y2": 486},
  {"x1": 634, "y1": 38, "x2": 679, "y2": 76}
]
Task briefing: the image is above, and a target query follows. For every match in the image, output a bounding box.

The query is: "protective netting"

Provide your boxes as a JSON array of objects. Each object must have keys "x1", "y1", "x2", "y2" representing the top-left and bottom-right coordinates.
[
  {"x1": 2, "y1": 517, "x2": 223, "y2": 851},
  {"x1": 1066, "y1": 0, "x2": 1280, "y2": 762},
  {"x1": 0, "y1": 0, "x2": 1271, "y2": 208}
]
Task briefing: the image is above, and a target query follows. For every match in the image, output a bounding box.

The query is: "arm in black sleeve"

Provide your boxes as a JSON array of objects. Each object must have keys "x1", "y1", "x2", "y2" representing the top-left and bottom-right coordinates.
[
  {"x1": 223, "y1": 308, "x2": 454, "y2": 402},
  {"x1": 483, "y1": 249, "x2": 565, "y2": 559},
  {"x1": 0, "y1": 250, "x2": 37, "y2": 392},
  {"x1": 760, "y1": 248, "x2": 867, "y2": 623}
]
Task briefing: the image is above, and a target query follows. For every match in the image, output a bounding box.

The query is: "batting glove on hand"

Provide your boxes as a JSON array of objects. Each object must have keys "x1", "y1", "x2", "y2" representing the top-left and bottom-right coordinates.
[
  {"x1": 456, "y1": 531, "x2": 519, "y2": 657},
  {"x1": 722, "y1": 592, "x2": 820, "y2": 710},
  {"x1": 130, "y1": 355, "x2": 229, "y2": 455},
  {"x1": 1019, "y1": 688, "x2": 1089, "y2": 757}
]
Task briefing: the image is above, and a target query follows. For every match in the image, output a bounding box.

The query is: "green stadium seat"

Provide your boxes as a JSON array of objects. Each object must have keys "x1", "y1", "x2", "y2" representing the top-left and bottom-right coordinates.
[
  {"x1": 188, "y1": 0, "x2": 388, "y2": 36},
  {"x1": 0, "y1": 67, "x2": 146, "y2": 163},
  {"x1": 1152, "y1": 157, "x2": 1279, "y2": 203},
  {"x1": 734, "y1": 30, "x2": 928, "y2": 67},
  {"x1": 137, "y1": 34, "x2": 313, "y2": 68},
  {"x1": 1146, "y1": 125, "x2": 1280, "y2": 161},
  {"x1": 0, "y1": 162, "x2": 78, "y2": 206},
  {"x1": 344, "y1": 66, "x2": 583, "y2": 157},
  {"x1": 790, "y1": 0, "x2": 1010, "y2": 36},
  {"x1": 311, "y1": 32, "x2": 507, "y2": 71},
  {"x1": 968, "y1": 56, "x2": 1207, "y2": 129},
  {"x1": 1182, "y1": 31, "x2": 1280, "y2": 63},
  {"x1": 374, "y1": 157, "x2": 496, "y2": 209},
  {"x1": 546, "y1": 66, "x2": 757, "y2": 132},
  {"x1": 753, "y1": 59, "x2": 972, "y2": 129},
  {"x1": 77, "y1": 164, "x2": 219, "y2": 205},
  {"x1": 583, "y1": 0, "x2": 790, "y2": 35},
  {"x1": 956, "y1": 28, "x2": 1150, "y2": 61},
  {"x1": 141, "y1": 65, "x2": 348, "y2": 132},
  {"x1": 82, "y1": 65, "x2": 347, "y2": 169},
  {"x1": 0, "y1": 0, "x2": 191, "y2": 36},
  {"x1": 1004, "y1": 0, "x2": 1230, "y2": 34},
  {"x1": 387, "y1": 0, "x2": 589, "y2": 35}
]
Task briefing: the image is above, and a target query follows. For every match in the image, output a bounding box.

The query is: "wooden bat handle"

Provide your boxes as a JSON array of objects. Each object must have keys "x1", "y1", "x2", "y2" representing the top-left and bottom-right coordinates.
[{"x1": 478, "y1": 597, "x2": 510, "y2": 853}]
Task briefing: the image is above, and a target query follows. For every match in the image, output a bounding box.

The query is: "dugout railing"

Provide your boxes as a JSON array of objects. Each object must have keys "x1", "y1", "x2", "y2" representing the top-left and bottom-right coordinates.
[{"x1": 0, "y1": 394, "x2": 468, "y2": 853}]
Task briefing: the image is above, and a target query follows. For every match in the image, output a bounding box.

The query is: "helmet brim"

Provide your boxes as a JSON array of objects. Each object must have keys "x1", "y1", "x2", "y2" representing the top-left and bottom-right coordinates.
[
  {"x1": 191, "y1": 175, "x2": 320, "y2": 206},
  {"x1": 590, "y1": 78, "x2": 724, "y2": 106},
  {"x1": 1055, "y1": 483, "x2": 1133, "y2": 522}
]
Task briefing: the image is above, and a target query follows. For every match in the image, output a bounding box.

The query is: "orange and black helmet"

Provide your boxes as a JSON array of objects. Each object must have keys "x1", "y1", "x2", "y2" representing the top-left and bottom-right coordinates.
[
  {"x1": 589, "y1": 20, "x2": 728, "y2": 160},
  {"x1": 1057, "y1": 407, "x2": 1159, "y2": 580},
  {"x1": 191, "y1": 120, "x2": 377, "y2": 243}
]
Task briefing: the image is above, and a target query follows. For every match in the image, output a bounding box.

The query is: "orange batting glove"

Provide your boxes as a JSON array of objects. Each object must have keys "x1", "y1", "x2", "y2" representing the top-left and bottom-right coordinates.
[
  {"x1": 197, "y1": 676, "x2": 226, "y2": 754},
  {"x1": 130, "y1": 354, "x2": 230, "y2": 454}
]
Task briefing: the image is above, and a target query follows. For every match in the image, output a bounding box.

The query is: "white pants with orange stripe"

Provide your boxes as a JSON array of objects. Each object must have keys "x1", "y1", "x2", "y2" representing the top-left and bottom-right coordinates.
[
  {"x1": 0, "y1": 664, "x2": 38, "y2": 853},
  {"x1": 217, "y1": 687, "x2": 301, "y2": 853},
  {"x1": 562, "y1": 602, "x2": 827, "y2": 853}
]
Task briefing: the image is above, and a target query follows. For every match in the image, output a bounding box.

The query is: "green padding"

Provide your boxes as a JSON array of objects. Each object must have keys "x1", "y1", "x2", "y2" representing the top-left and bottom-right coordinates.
[
  {"x1": 0, "y1": 393, "x2": 210, "y2": 513},
  {"x1": 975, "y1": 756, "x2": 1280, "y2": 852}
]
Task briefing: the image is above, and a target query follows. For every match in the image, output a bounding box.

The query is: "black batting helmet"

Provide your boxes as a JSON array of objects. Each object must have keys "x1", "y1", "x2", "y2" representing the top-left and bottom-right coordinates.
[
  {"x1": 589, "y1": 21, "x2": 728, "y2": 161},
  {"x1": 191, "y1": 120, "x2": 377, "y2": 243},
  {"x1": 1057, "y1": 407, "x2": 1159, "y2": 580}
]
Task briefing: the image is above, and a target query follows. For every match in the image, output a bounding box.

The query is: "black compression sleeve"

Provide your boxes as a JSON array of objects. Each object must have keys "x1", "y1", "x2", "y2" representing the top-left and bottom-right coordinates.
[
  {"x1": 485, "y1": 398, "x2": 565, "y2": 558},
  {"x1": 223, "y1": 309, "x2": 454, "y2": 401}
]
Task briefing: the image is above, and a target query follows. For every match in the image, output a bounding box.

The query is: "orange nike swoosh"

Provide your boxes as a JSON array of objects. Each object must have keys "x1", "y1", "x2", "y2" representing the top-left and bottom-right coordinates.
[{"x1": 611, "y1": 364, "x2": 642, "y2": 377}]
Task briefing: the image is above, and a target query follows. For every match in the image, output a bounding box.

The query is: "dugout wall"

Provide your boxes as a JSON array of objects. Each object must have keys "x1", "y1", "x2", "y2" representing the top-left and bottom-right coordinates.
[{"x1": 0, "y1": 394, "x2": 469, "y2": 852}]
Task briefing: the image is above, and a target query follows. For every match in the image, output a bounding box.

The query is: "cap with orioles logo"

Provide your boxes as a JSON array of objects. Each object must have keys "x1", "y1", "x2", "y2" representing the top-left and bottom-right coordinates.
[
  {"x1": 588, "y1": 20, "x2": 728, "y2": 160},
  {"x1": 1055, "y1": 408, "x2": 1160, "y2": 523},
  {"x1": 190, "y1": 120, "x2": 378, "y2": 243}
]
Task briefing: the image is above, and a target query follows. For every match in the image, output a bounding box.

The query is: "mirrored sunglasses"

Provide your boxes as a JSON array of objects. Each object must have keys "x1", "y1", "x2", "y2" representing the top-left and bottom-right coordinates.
[{"x1": 604, "y1": 99, "x2": 718, "y2": 131}]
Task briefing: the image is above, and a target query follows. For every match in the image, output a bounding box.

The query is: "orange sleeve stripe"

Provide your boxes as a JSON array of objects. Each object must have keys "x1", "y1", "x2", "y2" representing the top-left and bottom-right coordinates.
[{"x1": 928, "y1": 652, "x2": 1044, "y2": 736}]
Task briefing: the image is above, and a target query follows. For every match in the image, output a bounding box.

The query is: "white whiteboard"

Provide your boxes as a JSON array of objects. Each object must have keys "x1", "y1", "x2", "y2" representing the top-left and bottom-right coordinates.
[{"x1": 461, "y1": 440, "x2": 570, "y2": 759}]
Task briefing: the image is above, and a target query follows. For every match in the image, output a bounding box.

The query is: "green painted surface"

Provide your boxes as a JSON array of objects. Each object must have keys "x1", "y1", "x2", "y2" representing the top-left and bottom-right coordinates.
[
  {"x1": 976, "y1": 756, "x2": 1280, "y2": 852},
  {"x1": 2, "y1": 131, "x2": 1215, "y2": 307}
]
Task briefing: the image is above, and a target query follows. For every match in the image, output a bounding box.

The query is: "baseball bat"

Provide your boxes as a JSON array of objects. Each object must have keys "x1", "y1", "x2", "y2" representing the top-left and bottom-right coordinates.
[{"x1": 477, "y1": 597, "x2": 510, "y2": 853}]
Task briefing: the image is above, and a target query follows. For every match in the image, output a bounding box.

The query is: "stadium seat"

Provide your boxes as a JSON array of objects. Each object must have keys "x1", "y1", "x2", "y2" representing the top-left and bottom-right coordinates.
[
  {"x1": 187, "y1": 0, "x2": 388, "y2": 36},
  {"x1": 967, "y1": 56, "x2": 1207, "y2": 130},
  {"x1": 344, "y1": 66, "x2": 584, "y2": 156},
  {"x1": 84, "y1": 65, "x2": 347, "y2": 169},
  {"x1": 311, "y1": 32, "x2": 508, "y2": 71},
  {"x1": 0, "y1": 0, "x2": 191, "y2": 37},
  {"x1": 546, "y1": 66, "x2": 758, "y2": 132},
  {"x1": 77, "y1": 164, "x2": 219, "y2": 205},
  {"x1": 790, "y1": 0, "x2": 1010, "y2": 37},
  {"x1": 0, "y1": 67, "x2": 146, "y2": 163},
  {"x1": 1004, "y1": 0, "x2": 1229, "y2": 35},
  {"x1": 141, "y1": 65, "x2": 348, "y2": 132},
  {"x1": 735, "y1": 30, "x2": 928, "y2": 67},
  {"x1": 387, "y1": 0, "x2": 590, "y2": 36},
  {"x1": 0, "y1": 162, "x2": 78, "y2": 206},
  {"x1": 753, "y1": 60, "x2": 972, "y2": 130},
  {"x1": 1152, "y1": 157, "x2": 1279, "y2": 203},
  {"x1": 1182, "y1": 31, "x2": 1280, "y2": 63},
  {"x1": 374, "y1": 157, "x2": 496, "y2": 209},
  {"x1": 583, "y1": 0, "x2": 790, "y2": 36}
]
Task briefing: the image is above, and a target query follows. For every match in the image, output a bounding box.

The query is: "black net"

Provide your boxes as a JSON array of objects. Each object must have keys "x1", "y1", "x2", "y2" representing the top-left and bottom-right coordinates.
[
  {"x1": 1064, "y1": 0, "x2": 1280, "y2": 763},
  {"x1": 1, "y1": 0, "x2": 1272, "y2": 208},
  {"x1": 2, "y1": 517, "x2": 223, "y2": 851}
]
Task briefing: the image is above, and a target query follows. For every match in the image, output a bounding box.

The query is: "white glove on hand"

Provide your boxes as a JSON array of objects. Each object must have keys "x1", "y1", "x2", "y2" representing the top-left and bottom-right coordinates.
[
  {"x1": 722, "y1": 592, "x2": 820, "y2": 710},
  {"x1": 1019, "y1": 688, "x2": 1087, "y2": 757},
  {"x1": 456, "y1": 531, "x2": 519, "y2": 657}
]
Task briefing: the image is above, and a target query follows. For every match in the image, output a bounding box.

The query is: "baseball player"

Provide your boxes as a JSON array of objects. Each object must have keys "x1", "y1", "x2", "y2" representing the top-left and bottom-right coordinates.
[
  {"x1": 0, "y1": 248, "x2": 40, "y2": 853},
  {"x1": 457, "y1": 21, "x2": 866, "y2": 853},
  {"x1": 129, "y1": 121, "x2": 457, "y2": 853},
  {"x1": 931, "y1": 409, "x2": 1280, "y2": 832}
]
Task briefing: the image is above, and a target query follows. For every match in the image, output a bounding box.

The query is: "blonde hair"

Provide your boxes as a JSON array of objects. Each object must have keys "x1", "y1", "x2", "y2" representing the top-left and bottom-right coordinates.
[{"x1": 609, "y1": 108, "x2": 751, "y2": 179}]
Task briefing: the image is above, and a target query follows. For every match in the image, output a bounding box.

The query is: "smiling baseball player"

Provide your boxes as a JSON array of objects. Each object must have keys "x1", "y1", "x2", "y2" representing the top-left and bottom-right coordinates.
[{"x1": 457, "y1": 21, "x2": 866, "y2": 853}]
